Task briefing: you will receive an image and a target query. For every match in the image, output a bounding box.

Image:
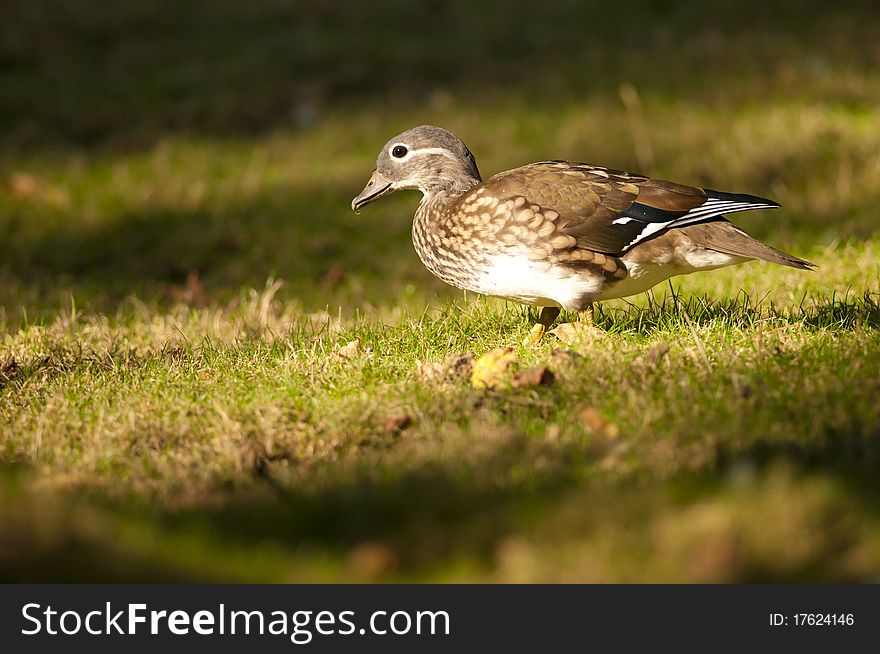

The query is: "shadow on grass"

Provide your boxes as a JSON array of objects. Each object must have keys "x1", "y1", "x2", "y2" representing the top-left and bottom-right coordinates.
[
  {"x1": 0, "y1": 431, "x2": 591, "y2": 582},
  {"x1": 162, "y1": 416, "x2": 880, "y2": 581},
  {"x1": 716, "y1": 427, "x2": 880, "y2": 478},
  {"x1": 4, "y1": 412, "x2": 880, "y2": 582},
  {"x1": 588, "y1": 289, "x2": 880, "y2": 335},
  {"x1": 0, "y1": 184, "x2": 440, "y2": 314}
]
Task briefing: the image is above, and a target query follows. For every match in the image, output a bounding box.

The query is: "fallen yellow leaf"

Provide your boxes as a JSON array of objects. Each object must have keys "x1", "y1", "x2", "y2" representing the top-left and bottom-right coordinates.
[{"x1": 471, "y1": 347, "x2": 517, "y2": 389}]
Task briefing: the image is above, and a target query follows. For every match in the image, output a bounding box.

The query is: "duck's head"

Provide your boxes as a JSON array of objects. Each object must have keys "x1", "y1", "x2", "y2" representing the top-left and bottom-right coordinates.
[{"x1": 352, "y1": 125, "x2": 481, "y2": 212}]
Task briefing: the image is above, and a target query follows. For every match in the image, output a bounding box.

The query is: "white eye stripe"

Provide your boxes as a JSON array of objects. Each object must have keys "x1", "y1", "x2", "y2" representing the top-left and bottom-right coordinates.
[{"x1": 388, "y1": 144, "x2": 457, "y2": 163}]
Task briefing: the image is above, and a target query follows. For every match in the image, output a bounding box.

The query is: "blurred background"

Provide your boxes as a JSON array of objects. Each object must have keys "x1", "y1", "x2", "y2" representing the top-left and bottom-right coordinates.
[{"x1": 1, "y1": 0, "x2": 879, "y2": 582}]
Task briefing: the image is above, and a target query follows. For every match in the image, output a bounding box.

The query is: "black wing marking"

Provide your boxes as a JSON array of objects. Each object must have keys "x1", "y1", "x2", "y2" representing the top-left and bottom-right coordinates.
[{"x1": 585, "y1": 190, "x2": 780, "y2": 254}]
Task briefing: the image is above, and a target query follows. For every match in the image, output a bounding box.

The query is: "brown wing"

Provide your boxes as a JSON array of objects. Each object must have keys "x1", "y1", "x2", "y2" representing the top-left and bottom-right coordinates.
[
  {"x1": 478, "y1": 161, "x2": 776, "y2": 256},
  {"x1": 481, "y1": 162, "x2": 643, "y2": 233}
]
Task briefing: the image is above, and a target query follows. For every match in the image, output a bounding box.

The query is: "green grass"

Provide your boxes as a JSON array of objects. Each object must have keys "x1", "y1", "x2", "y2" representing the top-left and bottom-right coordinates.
[{"x1": 2, "y1": 0, "x2": 880, "y2": 582}]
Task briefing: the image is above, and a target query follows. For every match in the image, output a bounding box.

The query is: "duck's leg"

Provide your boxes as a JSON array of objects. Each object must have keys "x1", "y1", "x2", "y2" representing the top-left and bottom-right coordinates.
[
  {"x1": 579, "y1": 302, "x2": 594, "y2": 326},
  {"x1": 524, "y1": 306, "x2": 561, "y2": 345}
]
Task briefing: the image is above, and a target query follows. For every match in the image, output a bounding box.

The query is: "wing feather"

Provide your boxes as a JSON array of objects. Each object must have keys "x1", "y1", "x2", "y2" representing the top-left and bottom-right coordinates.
[{"x1": 477, "y1": 162, "x2": 780, "y2": 255}]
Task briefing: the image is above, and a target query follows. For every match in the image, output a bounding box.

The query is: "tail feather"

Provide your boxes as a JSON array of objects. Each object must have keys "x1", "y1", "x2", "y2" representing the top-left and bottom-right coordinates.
[
  {"x1": 703, "y1": 188, "x2": 781, "y2": 208},
  {"x1": 684, "y1": 220, "x2": 815, "y2": 270}
]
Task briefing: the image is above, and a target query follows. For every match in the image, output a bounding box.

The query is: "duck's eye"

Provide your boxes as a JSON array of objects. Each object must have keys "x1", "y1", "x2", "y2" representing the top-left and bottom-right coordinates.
[{"x1": 391, "y1": 145, "x2": 408, "y2": 159}]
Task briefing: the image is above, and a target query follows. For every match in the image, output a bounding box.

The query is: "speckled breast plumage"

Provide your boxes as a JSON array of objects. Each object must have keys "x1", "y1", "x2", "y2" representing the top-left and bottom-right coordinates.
[{"x1": 411, "y1": 166, "x2": 629, "y2": 310}]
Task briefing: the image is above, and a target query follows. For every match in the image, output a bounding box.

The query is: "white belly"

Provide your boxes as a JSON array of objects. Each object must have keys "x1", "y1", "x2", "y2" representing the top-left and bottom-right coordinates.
[
  {"x1": 469, "y1": 248, "x2": 746, "y2": 307},
  {"x1": 474, "y1": 254, "x2": 604, "y2": 310},
  {"x1": 597, "y1": 250, "x2": 746, "y2": 301},
  {"x1": 594, "y1": 261, "x2": 681, "y2": 300}
]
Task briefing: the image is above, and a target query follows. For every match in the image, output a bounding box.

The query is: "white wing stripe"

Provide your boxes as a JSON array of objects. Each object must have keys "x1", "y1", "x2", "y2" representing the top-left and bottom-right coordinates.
[
  {"x1": 681, "y1": 204, "x2": 774, "y2": 221},
  {"x1": 681, "y1": 203, "x2": 776, "y2": 219},
  {"x1": 690, "y1": 204, "x2": 776, "y2": 218},
  {"x1": 626, "y1": 222, "x2": 668, "y2": 247},
  {"x1": 623, "y1": 198, "x2": 778, "y2": 249}
]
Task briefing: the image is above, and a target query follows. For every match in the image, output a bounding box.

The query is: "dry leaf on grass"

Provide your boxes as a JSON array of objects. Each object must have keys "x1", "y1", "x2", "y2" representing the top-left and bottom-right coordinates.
[
  {"x1": 165, "y1": 269, "x2": 209, "y2": 307},
  {"x1": 578, "y1": 406, "x2": 621, "y2": 440},
  {"x1": 319, "y1": 264, "x2": 346, "y2": 288},
  {"x1": 334, "y1": 338, "x2": 370, "y2": 360},
  {"x1": 1, "y1": 355, "x2": 21, "y2": 381},
  {"x1": 471, "y1": 347, "x2": 517, "y2": 389},
  {"x1": 347, "y1": 541, "x2": 398, "y2": 579},
  {"x1": 579, "y1": 406, "x2": 630, "y2": 470},
  {"x1": 9, "y1": 172, "x2": 40, "y2": 197},
  {"x1": 646, "y1": 342, "x2": 671, "y2": 365},
  {"x1": 380, "y1": 414, "x2": 414, "y2": 435},
  {"x1": 7, "y1": 172, "x2": 70, "y2": 206},
  {"x1": 416, "y1": 352, "x2": 474, "y2": 383},
  {"x1": 512, "y1": 366, "x2": 555, "y2": 388},
  {"x1": 549, "y1": 322, "x2": 606, "y2": 346}
]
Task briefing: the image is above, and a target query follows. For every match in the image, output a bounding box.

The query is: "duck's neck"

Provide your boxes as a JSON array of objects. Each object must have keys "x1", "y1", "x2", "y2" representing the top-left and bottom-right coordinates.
[
  {"x1": 411, "y1": 178, "x2": 484, "y2": 289},
  {"x1": 415, "y1": 174, "x2": 481, "y2": 221},
  {"x1": 416, "y1": 189, "x2": 455, "y2": 221}
]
